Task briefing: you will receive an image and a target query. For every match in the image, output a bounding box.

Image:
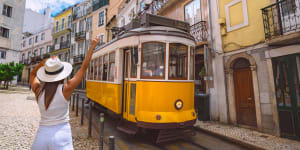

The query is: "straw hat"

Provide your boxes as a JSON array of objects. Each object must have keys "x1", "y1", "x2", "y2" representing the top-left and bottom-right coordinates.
[{"x1": 37, "y1": 57, "x2": 72, "y2": 82}]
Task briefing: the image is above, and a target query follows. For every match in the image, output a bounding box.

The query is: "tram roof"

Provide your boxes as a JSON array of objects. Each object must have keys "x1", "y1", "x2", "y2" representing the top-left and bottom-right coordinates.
[{"x1": 94, "y1": 13, "x2": 195, "y2": 52}]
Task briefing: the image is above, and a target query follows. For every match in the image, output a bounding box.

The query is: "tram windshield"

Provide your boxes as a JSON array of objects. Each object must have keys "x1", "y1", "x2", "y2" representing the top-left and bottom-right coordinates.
[
  {"x1": 169, "y1": 43, "x2": 188, "y2": 79},
  {"x1": 142, "y1": 42, "x2": 165, "y2": 78}
]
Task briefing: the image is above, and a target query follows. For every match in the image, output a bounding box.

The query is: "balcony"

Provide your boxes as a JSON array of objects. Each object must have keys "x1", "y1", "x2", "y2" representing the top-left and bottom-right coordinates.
[
  {"x1": 73, "y1": 54, "x2": 85, "y2": 64},
  {"x1": 75, "y1": 31, "x2": 86, "y2": 41},
  {"x1": 60, "y1": 41, "x2": 71, "y2": 49},
  {"x1": 262, "y1": 0, "x2": 300, "y2": 46},
  {"x1": 190, "y1": 21, "x2": 208, "y2": 44}
]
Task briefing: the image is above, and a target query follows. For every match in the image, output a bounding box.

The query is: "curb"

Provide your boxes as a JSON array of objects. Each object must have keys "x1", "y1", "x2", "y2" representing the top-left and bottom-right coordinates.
[{"x1": 194, "y1": 125, "x2": 266, "y2": 150}]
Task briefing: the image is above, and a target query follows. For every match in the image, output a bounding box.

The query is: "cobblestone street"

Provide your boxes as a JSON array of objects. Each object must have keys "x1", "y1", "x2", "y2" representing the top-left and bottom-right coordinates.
[{"x1": 0, "y1": 86, "x2": 99, "y2": 150}]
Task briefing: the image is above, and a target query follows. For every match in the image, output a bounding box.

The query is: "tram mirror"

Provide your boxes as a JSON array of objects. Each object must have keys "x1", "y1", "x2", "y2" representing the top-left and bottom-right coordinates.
[{"x1": 131, "y1": 47, "x2": 138, "y2": 65}]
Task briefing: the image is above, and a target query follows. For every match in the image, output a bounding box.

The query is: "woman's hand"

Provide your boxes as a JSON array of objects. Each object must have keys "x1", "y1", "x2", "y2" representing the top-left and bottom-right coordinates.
[{"x1": 90, "y1": 37, "x2": 100, "y2": 50}]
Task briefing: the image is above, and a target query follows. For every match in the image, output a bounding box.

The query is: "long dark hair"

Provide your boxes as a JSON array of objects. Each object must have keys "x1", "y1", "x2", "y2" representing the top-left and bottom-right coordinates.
[{"x1": 37, "y1": 80, "x2": 64, "y2": 110}]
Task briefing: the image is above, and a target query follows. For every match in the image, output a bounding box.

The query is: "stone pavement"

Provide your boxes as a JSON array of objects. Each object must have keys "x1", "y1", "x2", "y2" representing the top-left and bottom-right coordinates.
[
  {"x1": 0, "y1": 86, "x2": 100, "y2": 150},
  {"x1": 195, "y1": 121, "x2": 300, "y2": 150}
]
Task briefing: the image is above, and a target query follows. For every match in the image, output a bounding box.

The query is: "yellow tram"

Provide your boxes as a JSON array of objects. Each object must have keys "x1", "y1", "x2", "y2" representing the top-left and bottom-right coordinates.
[{"x1": 86, "y1": 14, "x2": 196, "y2": 141}]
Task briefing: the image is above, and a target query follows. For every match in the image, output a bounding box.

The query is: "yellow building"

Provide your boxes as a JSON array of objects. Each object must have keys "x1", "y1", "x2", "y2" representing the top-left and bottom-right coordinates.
[{"x1": 51, "y1": 7, "x2": 72, "y2": 61}]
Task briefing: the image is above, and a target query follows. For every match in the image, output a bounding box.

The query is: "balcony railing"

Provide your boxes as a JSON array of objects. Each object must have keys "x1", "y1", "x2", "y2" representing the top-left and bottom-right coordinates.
[
  {"x1": 190, "y1": 21, "x2": 208, "y2": 43},
  {"x1": 73, "y1": 54, "x2": 85, "y2": 64},
  {"x1": 75, "y1": 31, "x2": 86, "y2": 41},
  {"x1": 262, "y1": 0, "x2": 300, "y2": 40},
  {"x1": 60, "y1": 41, "x2": 71, "y2": 49}
]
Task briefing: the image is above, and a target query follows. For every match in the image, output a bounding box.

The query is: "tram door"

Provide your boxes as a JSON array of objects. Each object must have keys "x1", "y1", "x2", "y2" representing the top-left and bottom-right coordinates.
[{"x1": 123, "y1": 48, "x2": 138, "y2": 122}]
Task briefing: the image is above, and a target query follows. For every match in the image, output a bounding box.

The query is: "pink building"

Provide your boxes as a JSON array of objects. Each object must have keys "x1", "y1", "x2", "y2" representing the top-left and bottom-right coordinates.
[{"x1": 19, "y1": 27, "x2": 52, "y2": 85}]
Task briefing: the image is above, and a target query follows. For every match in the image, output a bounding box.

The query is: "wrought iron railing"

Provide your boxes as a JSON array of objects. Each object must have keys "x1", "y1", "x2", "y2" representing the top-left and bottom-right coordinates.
[
  {"x1": 75, "y1": 31, "x2": 86, "y2": 40},
  {"x1": 190, "y1": 21, "x2": 208, "y2": 43},
  {"x1": 92, "y1": 0, "x2": 109, "y2": 11},
  {"x1": 73, "y1": 54, "x2": 85, "y2": 64},
  {"x1": 60, "y1": 41, "x2": 70, "y2": 49},
  {"x1": 262, "y1": 0, "x2": 300, "y2": 40}
]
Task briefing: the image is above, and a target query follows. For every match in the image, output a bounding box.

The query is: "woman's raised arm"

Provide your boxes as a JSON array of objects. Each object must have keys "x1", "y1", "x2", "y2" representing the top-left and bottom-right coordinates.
[
  {"x1": 62, "y1": 37, "x2": 100, "y2": 100},
  {"x1": 30, "y1": 59, "x2": 47, "y2": 96}
]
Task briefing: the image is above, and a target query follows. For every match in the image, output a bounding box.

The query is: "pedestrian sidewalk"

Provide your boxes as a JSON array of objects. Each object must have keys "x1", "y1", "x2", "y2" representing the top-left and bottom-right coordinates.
[{"x1": 194, "y1": 121, "x2": 300, "y2": 150}]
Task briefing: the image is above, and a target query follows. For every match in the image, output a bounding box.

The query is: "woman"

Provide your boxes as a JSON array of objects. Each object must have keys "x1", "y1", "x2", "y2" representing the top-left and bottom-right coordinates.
[{"x1": 30, "y1": 38, "x2": 100, "y2": 150}]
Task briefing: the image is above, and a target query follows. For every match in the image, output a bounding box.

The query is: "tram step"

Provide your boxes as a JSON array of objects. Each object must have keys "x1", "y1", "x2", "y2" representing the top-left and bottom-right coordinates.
[
  {"x1": 156, "y1": 128, "x2": 196, "y2": 143},
  {"x1": 117, "y1": 120, "x2": 138, "y2": 135}
]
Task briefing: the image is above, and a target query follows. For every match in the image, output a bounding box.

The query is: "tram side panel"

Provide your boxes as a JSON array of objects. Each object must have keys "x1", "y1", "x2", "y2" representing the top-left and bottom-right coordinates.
[{"x1": 86, "y1": 81, "x2": 122, "y2": 114}]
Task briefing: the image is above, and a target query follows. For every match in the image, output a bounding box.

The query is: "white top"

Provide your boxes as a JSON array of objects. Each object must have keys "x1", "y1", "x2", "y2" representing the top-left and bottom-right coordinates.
[{"x1": 38, "y1": 84, "x2": 70, "y2": 126}]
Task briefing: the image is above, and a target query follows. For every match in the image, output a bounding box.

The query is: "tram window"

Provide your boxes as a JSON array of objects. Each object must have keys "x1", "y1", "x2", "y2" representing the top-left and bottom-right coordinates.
[
  {"x1": 94, "y1": 58, "x2": 98, "y2": 80},
  {"x1": 103, "y1": 55, "x2": 108, "y2": 81},
  {"x1": 108, "y1": 52, "x2": 115, "y2": 81},
  {"x1": 131, "y1": 47, "x2": 138, "y2": 78},
  {"x1": 141, "y1": 42, "x2": 165, "y2": 79},
  {"x1": 90, "y1": 59, "x2": 94, "y2": 80},
  {"x1": 87, "y1": 62, "x2": 91, "y2": 80},
  {"x1": 98, "y1": 56, "x2": 103, "y2": 80},
  {"x1": 190, "y1": 47, "x2": 195, "y2": 80},
  {"x1": 169, "y1": 43, "x2": 188, "y2": 80}
]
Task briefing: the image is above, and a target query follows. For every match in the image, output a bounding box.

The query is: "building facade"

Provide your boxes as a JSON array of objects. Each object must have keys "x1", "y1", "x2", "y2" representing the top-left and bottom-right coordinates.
[
  {"x1": 70, "y1": 0, "x2": 93, "y2": 89},
  {"x1": 51, "y1": 7, "x2": 73, "y2": 62},
  {"x1": 0, "y1": 0, "x2": 26, "y2": 64},
  {"x1": 19, "y1": 28, "x2": 52, "y2": 85}
]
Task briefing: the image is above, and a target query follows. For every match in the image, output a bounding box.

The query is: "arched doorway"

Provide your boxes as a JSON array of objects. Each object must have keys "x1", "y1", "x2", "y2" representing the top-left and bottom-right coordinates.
[{"x1": 233, "y1": 58, "x2": 257, "y2": 127}]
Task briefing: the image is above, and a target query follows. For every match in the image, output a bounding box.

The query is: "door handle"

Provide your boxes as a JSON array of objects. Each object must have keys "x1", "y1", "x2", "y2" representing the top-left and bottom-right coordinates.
[{"x1": 248, "y1": 97, "x2": 252, "y2": 100}]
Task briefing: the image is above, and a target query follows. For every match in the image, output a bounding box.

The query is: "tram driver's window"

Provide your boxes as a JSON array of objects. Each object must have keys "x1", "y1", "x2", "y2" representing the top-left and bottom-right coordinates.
[
  {"x1": 103, "y1": 54, "x2": 108, "y2": 81},
  {"x1": 141, "y1": 42, "x2": 165, "y2": 78},
  {"x1": 98, "y1": 56, "x2": 103, "y2": 80},
  {"x1": 108, "y1": 52, "x2": 115, "y2": 81},
  {"x1": 169, "y1": 43, "x2": 188, "y2": 80}
]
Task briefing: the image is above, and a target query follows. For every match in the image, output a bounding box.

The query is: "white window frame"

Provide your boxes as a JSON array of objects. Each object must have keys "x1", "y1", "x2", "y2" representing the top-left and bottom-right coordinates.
[
  {"x1": 225, "y1": 0, "x2": 249, "y2": 32},
  {"x1": 98, "y1": 11, "x2": 104, "y2": 27},
  {"x1": 55, "y1": 21, "x2": 59, "y2": 32},
  {"x1": 67, "y1": 15, "x2": 72, "y2": 28}
]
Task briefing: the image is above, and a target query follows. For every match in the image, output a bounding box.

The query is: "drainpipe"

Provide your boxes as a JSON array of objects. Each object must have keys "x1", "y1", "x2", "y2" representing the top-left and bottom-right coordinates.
[{"x1": 206, "y1": 0, "x2": 214, "y2": 94}]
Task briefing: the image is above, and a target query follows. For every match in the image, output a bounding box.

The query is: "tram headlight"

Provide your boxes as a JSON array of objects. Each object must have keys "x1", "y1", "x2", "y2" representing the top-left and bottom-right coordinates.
[{"x1": 175, "y1": 99, "x2": 183, "y2": 110}]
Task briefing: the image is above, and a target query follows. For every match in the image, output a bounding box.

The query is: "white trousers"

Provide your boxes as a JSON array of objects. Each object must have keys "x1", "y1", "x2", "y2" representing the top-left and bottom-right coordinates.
[{"x1": 31, "y1": 122, "x2": 73, "y2": 150}]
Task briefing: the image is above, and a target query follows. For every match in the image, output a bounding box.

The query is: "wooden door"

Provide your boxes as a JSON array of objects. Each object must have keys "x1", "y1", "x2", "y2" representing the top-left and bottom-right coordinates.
[{"x1": 233, "y1": 65, "x2": 257, "y2": 127}]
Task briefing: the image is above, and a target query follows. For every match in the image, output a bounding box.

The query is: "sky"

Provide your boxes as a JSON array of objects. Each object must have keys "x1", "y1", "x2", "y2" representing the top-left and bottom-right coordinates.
[{"x1": 25, "y1": 0, "x2": 84, "y2": 17}]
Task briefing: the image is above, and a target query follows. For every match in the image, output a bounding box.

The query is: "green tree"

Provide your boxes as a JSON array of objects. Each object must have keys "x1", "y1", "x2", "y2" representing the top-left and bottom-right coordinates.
[{"x1": 0, "y1": 62, "x2": 24, "y2": 89}]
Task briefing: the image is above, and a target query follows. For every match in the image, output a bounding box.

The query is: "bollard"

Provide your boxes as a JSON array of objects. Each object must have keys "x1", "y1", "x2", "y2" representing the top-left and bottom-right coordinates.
[
  {"x1": 109, "y1": 136, "x2": 115, "y2": 150},
  {"x1": 76, "y1": 94, "x2": 79, "y2": 117},
  {"x1": 81, "y1": 98, "x2": 85, "y2": 125},
  {"x1": 88, "y1": 99, "x2": 93, "y2": 137},
  {"x1": 72, "y1": 94, "x2": 75, "y2": 111},
  {"x1": 99, "y1": 113, "x2": 105, "y2": 150}
]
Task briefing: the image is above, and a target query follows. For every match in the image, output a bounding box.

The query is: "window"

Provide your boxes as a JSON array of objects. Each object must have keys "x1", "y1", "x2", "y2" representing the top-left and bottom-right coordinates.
[
  {"x1": 98, "y1": 11, "x2": 104, "y2": 27},
  {"x1": 103, "y1": 54, "x2": 108, "y2": 81},
  {"x1": 0, "y1": 27, "x2": 9, "y2": 38},
  {"x1": 98, "y1": 56, "x2": 103, "y2": 80},
  {"x1": 0, "y1": 50, "x2": 6, "y2": 59},
  {"x1": 67, "y1": 15, "x2": 72, "y2": 28},
  {"x1": 72, "y1": 23, "x2": 76, "y2": 34},
  {"x1": 55, "y1": 21, "x2": 59, "y2": 32},
  {"x1": 41, "y1": 33, "x2": 45, "y2": 41},
  {"x1": 61, "y1": 18, "x2": 65, "y2": 30},
  {"x1": 90, "y1": 60, "x2": 94, "y2": 80},
  {"x1": 190, "y1": 47, "x2": 195, "y2": 80},
  {"x1": 2, "y1": 4, "x2": 12, "y2": 17},
  {"x1": 94, "y1": 58, "x2": 98, "y2": 80},
  {"x1": 47, "y1": 45, "x2": 51, "y2": 53},
  {"x1": 35, "y1": 35, "x2": 38, "y2": 43},
  {"x1": 28, "y1": 52, "x2": 31, "y2": 63},
  {"x1": 23, "y1": 40, "x2": 26, "y2": 47},
  {"x1": 87, "y1": 17, "x2": 92, "y2": 31},
  {"x1": 131, "y1": 47, "x2": 138, "y2": 78},
  {"x1": 34, "y1": 49, "x2": 38, "y2": 57},
  {"x1": 140, "y1": 1, "x2": 145, "y2": 12},
  {"x1": 79, "y1": 20, "x2": 84, "y2": 32},
  {"x1": 169, "y1": 43, "x2": 188, "y2": 80},
  {"x1": 54, "y1": 38, "x2": 58, "y2": 45},
  {"x1": 99, "y1": 34, "x2": 104, "y2": 45},
  {"x1": 22, "y1": 53, "x2": 25, "y2": 63},
  {"x1": 40, "y1": 48, "x2": 44, "y2": 58},
  {"x1": 29, "y1": 38, "x2": 32, "y2": 45},
  {"x1": 141, "y1": 42, "x2": 165, "y2": 78},
  {"x1": 108, "y1": 52, "x2": 115, "y2": 81},
  {"x1": 184, "y1": 0, "x2": 201, "y2": 25}
]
